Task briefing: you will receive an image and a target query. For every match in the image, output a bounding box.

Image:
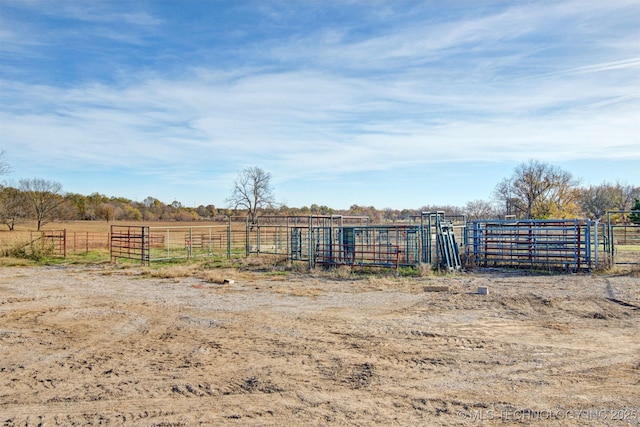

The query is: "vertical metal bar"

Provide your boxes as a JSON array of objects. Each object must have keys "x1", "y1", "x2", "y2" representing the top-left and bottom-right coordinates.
[
  {"x1": 607, "y1": 212, "x2": 614, "y2": 264},
  {"x1": 435, "y1": 214, "x2": 441, "y2": 268},
  {"x1": 110, "y1": 225, "x2": 114, "y2": 262},
  {"x1": 142, "y1": 226, "x2": 146, "y2": 265},
  {"x1": 585, "y1": 222, "x2": 591, "y2": 272},
  {"x1": 420, "y1": 213, "x2": 425, "y2": 264},
  {"x1": 145, "y1": 226, "x2": 150, "y2": 265},
  {"x1": 256, "y1": 224, "x2": 261, "y2": 255},
  {"x1": 308, "y1": 216, "x2": 313, "y2": 269},
  {"x1": 471, "y1": 221, "x2": 477, "y2": 266},
  {"x1": 427, "y1": 214, "x2": 432, "y2": 264},
  {"x1": 330, "y1": 221, "x2": 334, "y2": 264},
  {"x1": 576, "y1": 222, "x2": 581, "y2": 272},
  {"x1": 462, "y1": 221, "x2": 468, "y2": 267},
  {"x1": 227, "y1": 216, "x2": 232, "y2": 259},
  {"x1": 245, "y1": 216, "x2": 249, "y2": 257},
  {"x1": 594, "y1": 220, "x2": 599, "y2": 270},
  {"x1": 286, "y1": 217, "x2": 290, "y2": 261}
]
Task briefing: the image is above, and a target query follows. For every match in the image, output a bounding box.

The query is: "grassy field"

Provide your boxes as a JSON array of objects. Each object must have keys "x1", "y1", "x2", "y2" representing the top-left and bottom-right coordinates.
[
  {"x1": 615, "y1": 245, "x2": 640, "y2": 268},
  {"x1": 0, "y1": 220, "x2": 242, "y2": 263},
  {"x1": 0, "y1": 219, "x2": 251, "y2": 235},
  {"x1": 1, "y1": 219, "x2": 239, "y2": 234}
]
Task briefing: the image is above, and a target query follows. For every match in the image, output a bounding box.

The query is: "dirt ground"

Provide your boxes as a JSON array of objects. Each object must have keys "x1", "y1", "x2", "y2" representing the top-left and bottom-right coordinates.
[{"x1": 0, "y1": 265, "x2": 639, "y2": 426}]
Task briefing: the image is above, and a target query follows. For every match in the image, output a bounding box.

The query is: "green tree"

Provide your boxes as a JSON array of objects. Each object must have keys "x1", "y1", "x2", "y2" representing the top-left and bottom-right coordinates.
[
  {"x1": 95, "y1": 203, "x2": 115, "y2": 222},
  {"x1": 630, "y1": 199, "x2": 640, "y2": 224},
  {"x1": 66, "y1": 193, "x2": 89, "y2": 220}
]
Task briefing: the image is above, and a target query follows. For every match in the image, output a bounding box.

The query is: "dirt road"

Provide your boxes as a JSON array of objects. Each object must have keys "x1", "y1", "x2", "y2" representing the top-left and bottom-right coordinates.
[{"x1": 1, "y1": 265, "x2": 639, "y2": 426}]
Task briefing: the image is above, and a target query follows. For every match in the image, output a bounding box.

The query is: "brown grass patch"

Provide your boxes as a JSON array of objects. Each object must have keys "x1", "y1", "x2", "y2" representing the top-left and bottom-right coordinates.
[
  {"x1": 199, "y1": 269, "x2": 240, "y2": 284},
  {"x1": 141, "y1": 264, "x2": 201, "y2": 279}
]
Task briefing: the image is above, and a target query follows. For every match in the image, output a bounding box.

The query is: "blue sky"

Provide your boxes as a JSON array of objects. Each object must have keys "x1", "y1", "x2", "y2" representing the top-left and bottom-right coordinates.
[{"x1": 1, "y1": 1, "x2": 638, "y2": 210}]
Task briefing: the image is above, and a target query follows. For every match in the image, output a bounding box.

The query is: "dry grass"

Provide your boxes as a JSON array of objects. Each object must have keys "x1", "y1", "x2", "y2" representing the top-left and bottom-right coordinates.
[
  {"x1": 269, "y1": 282, "x2": 326, "y2": 298},
  {"x1": 1, "y1": 220, "x2": 117, "y2": 236},
  {"x1": 0, "y1": 257, "x2": 33, "y2": 267},
  {"x1": 141, "y1": 264, "x2": 203, "y2": 279},
  {"x1": 233, "y1": 254, "x2": 289, "y2": 270},
  {"x1": 133, "y1": 260, "x2": 252, "y2": 285},
  {"x1": 128, "y1": 259, "x2": 453, "y2": 295},
  {"x1": 416, "y1": 262, "x2": 435, "y2": 277},
  {"x1": 199, "y1": 269, "x2": 241, "y2": 284},
  {"x1": 6, "y1": 219, "x2": 239, "y2": 234},
  {"x1": 0, "y1": 219, "x2": 242, "y2": 247},
  {"x1": 0, "y1": 233, "x2": 31, "y2": 256}
]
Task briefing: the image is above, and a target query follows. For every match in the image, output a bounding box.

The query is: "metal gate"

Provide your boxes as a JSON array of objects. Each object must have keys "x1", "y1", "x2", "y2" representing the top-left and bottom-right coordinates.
[
  {"x1": 606, "y1": 210, "x2": 640, "y2": 267},
  {"x1": 30, "y1": 229, "x2": 66, "y2": 257},
  {"x1": 313, "y1": 226, "x2": 405, "y2": 269},
  {"x1": 467, "y1": 219, "x2": 597, "y2": 272},
  {"x1": 110, "y1": 225, "x2": 149, "y2": 265}
]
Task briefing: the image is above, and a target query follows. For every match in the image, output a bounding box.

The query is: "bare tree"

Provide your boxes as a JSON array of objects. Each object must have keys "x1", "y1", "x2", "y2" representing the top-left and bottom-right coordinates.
[
  {"x1": 465, "y1": 199, "x2": 498, "y2": 220},
  {"x1": 226, "y1": 166, "x2": 275, "y2": 223},
  {"x1": 493, "y1": 160, "x2": 579, "y2": 219},
  {"x1": 580, "y1": 183, "x2": 614, "y2": 220},
  {"x1": 19, "y1": 178, "x2": 65, "y2": 231},
  {"x1": 580, "y1": 181, "x2": 640, "y2": 220}
]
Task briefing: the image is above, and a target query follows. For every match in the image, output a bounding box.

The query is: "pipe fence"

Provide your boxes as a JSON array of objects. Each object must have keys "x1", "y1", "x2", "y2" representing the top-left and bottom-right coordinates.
[
  {"x1": 466, "y1": 219, "x2": 598, "y2": 272},
  {"x1": 109, "y1": 215, "x2": 467, "y2": 270},
  {"x1": 106, "y1": 215, "x2": 634, "y2": 272},
  {"x1": 606, "y1": 210, "x2": 640, "y2": 267}
]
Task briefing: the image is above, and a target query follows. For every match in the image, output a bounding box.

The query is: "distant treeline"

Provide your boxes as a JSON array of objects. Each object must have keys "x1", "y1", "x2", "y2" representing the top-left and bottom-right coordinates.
[
  {"x1": 1, "y1": 159, "x2": 639, "y2": 231},
  {"x1": 1, "y1": 181, "x2": 638, "y2": 232}
]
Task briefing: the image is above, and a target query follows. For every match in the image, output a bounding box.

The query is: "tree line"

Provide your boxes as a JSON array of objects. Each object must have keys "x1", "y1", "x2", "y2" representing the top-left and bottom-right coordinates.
[{"x1": 1, "y1": 152, "x2": 638, "y2": 231}]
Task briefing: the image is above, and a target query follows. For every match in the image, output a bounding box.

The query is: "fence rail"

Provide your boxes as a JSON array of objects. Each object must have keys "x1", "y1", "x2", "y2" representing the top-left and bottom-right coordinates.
[
  {"x1": 606, "y1": 210, "x2": 640, "y2": 267},
  {"x1": 101, "y1": 215, "x2": 635, "y2": 272},
  {"x1": 110, "y1": 224, "x2": 245, "y2": 265},
  {"x1": 110, "y1": 225, "x2": 149, "y2": 264},
  {"x1": 31, "y1": 230, "x2": 66, "y2": 257},
  {"x1": 67, "y1": 232, "x2": 110, "y2": 253},
  {"x1": 106, "y1": 215, "x2": 467, "y2": 270},
  {"x1": 148, "y1": 225, "x2": 240, "y2": 262},
  {"x1": 315, "y1": 242, "x2": 400, "y2": 269},
  {"x1": 467, "y1": 219, "x2": 596, "y2": 272},
  {"x1": 249, "y1": 214, "x2": 465, "y2": 270}
]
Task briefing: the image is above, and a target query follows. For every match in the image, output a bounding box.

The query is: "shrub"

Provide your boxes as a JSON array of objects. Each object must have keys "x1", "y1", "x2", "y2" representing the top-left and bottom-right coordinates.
[{"x1": 5, "y1": 238, "x2": 55, "y2": 261}]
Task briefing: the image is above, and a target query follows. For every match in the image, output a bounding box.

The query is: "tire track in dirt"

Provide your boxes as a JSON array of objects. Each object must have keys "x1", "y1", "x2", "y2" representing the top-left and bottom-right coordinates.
[{"x1": 1, "y1": 266, "x2": 639, "y2": 426}]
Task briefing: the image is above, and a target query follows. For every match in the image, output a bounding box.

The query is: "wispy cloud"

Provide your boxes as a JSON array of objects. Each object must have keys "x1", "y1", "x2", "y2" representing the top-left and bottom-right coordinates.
[
  {"x1": 3, "y1": 65, "x2": 636, "y2": 174},
  {"x1": 0, "y1": 0, "x2": 638, "y2": 206}
]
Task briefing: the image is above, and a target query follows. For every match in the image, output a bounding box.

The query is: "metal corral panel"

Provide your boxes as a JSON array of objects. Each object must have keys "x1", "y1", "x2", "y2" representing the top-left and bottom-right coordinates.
[
  {"x1": 313, "y1": 225, "x2": 404, "y2": 269},
  {"x1": 110, "y1": 225, "x2": 149, "y2": 265},
  {"x1": 467, "y1": 219, "x2": 597, "y2": 272},
  {"x1": 311, "y1": 225, "x2": 439, "y2": 269}
]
